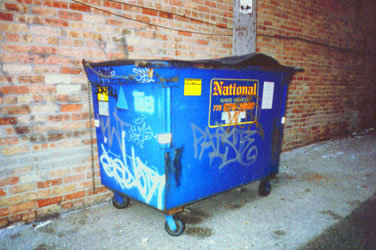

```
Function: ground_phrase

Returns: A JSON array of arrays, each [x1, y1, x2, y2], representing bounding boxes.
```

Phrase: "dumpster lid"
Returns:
[[84, 53, 299, 72]]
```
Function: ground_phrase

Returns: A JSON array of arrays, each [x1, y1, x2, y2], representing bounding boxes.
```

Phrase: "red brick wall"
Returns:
[[0, 0, 233, 227], [256, 0, 376, 150]]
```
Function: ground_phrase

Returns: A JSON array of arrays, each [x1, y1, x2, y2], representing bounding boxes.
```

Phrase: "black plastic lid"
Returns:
[[84, 53, 299, 72]]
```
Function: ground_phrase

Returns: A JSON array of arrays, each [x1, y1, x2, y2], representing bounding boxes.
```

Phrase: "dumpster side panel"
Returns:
[[165, 67, 288, 209], [85, 65, 169, 210]]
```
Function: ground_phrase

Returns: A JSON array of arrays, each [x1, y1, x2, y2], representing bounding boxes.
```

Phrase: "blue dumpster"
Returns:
[[83, 53, 296, 236]]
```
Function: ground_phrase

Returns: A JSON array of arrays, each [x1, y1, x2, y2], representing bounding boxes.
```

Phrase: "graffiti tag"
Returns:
[[133, 67, 154, 83], [128, 116, 157, 148], [191, 123, 258, 169], [100, 131, 165, 209]]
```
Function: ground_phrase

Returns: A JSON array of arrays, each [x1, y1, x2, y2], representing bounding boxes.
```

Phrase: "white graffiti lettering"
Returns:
[[98, 110, 130, 149], [128, 116, 157, 148], [100, 132, 165, 209], [191, 123, 258, 169], [133, 67, 154, 83]]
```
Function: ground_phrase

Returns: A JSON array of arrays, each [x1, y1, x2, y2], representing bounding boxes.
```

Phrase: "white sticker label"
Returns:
[[98, 101, 109, 116], [133, 91, 154, 114], [157, 133, 172, 144], [94, 119, 100, 127], [261, 81, 274, 109]]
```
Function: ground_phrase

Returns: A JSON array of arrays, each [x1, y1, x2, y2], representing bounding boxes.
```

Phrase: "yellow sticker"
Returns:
[[97, 86, 109, 102], [184, 79, 202, 96]]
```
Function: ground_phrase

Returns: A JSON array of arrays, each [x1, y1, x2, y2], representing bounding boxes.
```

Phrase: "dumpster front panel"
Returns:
[[165, 67, 289, 209], [86, 65, 170, 210]]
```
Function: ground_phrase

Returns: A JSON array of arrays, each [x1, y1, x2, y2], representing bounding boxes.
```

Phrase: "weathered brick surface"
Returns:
[[257, 0, 376, 150]]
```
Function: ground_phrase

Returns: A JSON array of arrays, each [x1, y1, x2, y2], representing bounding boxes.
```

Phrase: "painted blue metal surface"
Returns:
[[83, 54, 295, 212]]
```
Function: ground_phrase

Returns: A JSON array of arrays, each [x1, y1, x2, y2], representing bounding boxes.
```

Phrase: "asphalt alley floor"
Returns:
[[1, 130, 376, 250]]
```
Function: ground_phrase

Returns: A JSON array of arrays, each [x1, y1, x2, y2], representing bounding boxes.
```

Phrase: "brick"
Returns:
[[44, 17, 68, 27], [64, 190, 86, 201], [17, 0, 42, 4], [0, 117, 17, 125], [49, 168, 71, 178], [0, 137, 19, 146], [33, 65, 60, 74], [205, 0, 216, 7], [58, 10, 82, 20], [52, 184, 76, 195], [5, 3, 19, 12], [61, 104, 82, 112], [48, 114, 70, 122], [136, 15, 151, 24], [2, 64, 32, 74], [5, 96, 18, 104], [45, 56, 70, 65], [0, 12, 13, 21], [13, 126, 31, 135], [44, 0, 68, 9], [23, 189, 51, 202], [70, 3, 91, 12], [198, 39, 209, 45], [48, 132, 64, 141], [178, 31, 192, 36], [1, 105, 31, 115], [18, 75, 44, 84], [10, 201, 37, 214], [45, 74, 72, 84], [0, 189, 6, 196], [61, 202, 73, 209], [31, 104, 58, 114], [29, 85, 56, 94], [57, 95, 69, 103], [10, 183, 36, 194], [31, 6, 57, 16], [2, 146, 29, 155], [72, 113, 89, 121], [142, 8, 159, 16], [37, 196, 63, 207], [63, 173, 85, 184], [0, 86, 29, 94], [37, 179, 62, 189], [103, 0, 122, 9], [0, 218, 9, 228], [19, 174, 41, 184], [107, 19, 123, 26], [17, 14, 43, 25], [0, 23, 28, 33], [170, 0, 183, 7], [30, 26, 58, 36], [30, 46, 57, 55], [0, 76, 14, 84], [60, 67, 82, 74], [20, 211, 36, 222], [158, 10, 173, 19], [0, 208, 8, 217], [0, 195, 22, 206]]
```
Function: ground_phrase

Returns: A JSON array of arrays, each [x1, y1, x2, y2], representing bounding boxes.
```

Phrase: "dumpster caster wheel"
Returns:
[[165, 217, 185, 236], [112, 194, 130, 209], [258, 179, 271, 197]]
